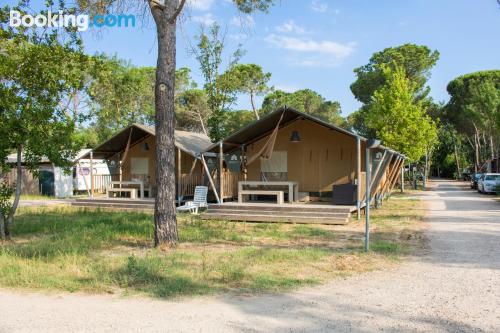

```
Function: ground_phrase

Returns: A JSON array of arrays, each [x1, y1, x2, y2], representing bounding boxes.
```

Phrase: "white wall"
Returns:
[[54, 167, 73, 198]]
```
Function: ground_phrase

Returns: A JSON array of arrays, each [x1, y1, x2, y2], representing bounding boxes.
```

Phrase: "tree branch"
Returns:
[[168, 0, 187, 23], [149, 0, 166, 10]]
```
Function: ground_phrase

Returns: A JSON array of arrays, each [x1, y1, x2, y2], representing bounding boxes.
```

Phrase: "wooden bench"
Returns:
[[107, 188, 138, 199], [238, 190, 284, 204]]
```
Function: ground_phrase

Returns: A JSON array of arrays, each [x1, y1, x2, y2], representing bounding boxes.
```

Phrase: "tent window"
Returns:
[[260, 151, 287, 181], [131, 157, 149, 176]]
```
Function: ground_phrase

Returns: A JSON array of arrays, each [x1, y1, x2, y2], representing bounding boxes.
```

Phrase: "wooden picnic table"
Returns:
[[238, 181, 299, 203], [108, 181, 147, 199]]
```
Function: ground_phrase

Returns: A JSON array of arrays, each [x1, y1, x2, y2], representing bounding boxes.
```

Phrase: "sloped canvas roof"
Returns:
[[84, 124, 212, 159], [206, 107, 404, 158]]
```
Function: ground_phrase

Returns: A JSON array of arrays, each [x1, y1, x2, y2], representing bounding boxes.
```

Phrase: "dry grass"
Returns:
[[0, 193, 425, 298]]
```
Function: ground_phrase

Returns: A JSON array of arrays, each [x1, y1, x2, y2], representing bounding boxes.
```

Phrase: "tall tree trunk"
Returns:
[[197, 111, 208, 136], [250, 91, 259, 120], [473, 124, 480, 172], [489, 135, 495, 161], [150, 1, 181, 247], [4, 146, 23, 240], [453, 142, 460, 180]]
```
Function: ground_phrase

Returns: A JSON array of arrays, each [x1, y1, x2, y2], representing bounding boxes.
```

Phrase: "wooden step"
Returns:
[[74, 198, 154, 205], [201, 212, 348, 225], [208, 204, 354, 214], [206, 208, 349, 218], [71, 202, 154, 210]]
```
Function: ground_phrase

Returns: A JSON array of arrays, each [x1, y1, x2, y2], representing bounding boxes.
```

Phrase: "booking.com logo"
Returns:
[[9, 10, 136, 32]]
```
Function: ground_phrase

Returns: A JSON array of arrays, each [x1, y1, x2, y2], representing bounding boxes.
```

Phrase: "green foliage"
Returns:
[[72, 127, 100, 149], [225, 110, 255, 133], [430, 125, 469, 178], [88, 55, 155, 141], [364, 65, 438, 161], [443, 70, 500, 171], [445, 70, 500, 133], [0, 1, 89, 238], [221, 64, 272, 119], [0, 180, 14, 219], [194, 23, 243, 141], [350, 44, 439, 104], [261, 89, 344, 125], [233, 0, 274, 13], [176, 89, 210, 134]]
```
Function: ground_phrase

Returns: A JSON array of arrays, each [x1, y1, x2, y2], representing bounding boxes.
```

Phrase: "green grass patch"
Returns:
[[0, 198, 425, 298]]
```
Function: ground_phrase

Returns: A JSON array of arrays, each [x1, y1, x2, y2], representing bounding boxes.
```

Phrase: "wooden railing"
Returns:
[[92, 174, 120, 193], [179, 173, 203, 197], [222, 171, 240, 199]]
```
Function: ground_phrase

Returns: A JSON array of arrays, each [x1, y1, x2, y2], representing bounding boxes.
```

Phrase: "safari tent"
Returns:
[[200, 107, 406, 223], [79, 124, 212, 200]]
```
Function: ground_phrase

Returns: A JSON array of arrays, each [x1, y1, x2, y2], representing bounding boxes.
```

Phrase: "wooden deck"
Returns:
[[72, 197, 155, 211], [72, 198, 357, 225], [201, 202, 356, 225]]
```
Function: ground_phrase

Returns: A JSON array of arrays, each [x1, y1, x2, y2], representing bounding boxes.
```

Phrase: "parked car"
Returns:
[[477, 173, 500, 193], [470, 173, 483, 189]]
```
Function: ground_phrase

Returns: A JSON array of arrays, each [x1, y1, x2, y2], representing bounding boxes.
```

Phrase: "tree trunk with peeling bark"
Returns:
[[1, 146, 23, 240], [149, 0, 185, 247], [250, 91, 259, 120]]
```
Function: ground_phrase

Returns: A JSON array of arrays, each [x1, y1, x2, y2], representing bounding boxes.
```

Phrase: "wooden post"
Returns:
[[79, 161, 91, 197], [379, 156, 398, 198], [382, 157, 400, 195], [119, 152, 123, 183], [176, 147, 181, 206], [241, 144, 248, 181], [401, 164, 405, 193], [219, 141, 224, 202], [201, 154, 220, 203], [356, 137, 361, 220], [90, 150, 94, 198], [370, 151, 392, 204], [384, 157, 404, 197]]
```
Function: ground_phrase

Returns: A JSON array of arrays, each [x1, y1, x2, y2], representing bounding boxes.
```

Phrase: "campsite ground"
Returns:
[[1, 180, 499, 332], [0, 193, 423, 297]]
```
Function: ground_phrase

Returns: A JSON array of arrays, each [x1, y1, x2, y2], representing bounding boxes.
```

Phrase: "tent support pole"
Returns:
[[219, 141, 224, 202], [401, 164, 405, 193], [356, 136, 361, 220], [90, 150, 94, 198], [201, 154, 221, 204], [177, 148, 181, 207]]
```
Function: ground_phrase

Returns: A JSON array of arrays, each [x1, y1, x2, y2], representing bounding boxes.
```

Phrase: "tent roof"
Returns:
[[206, 107, 405, 158], [85, 124, 212, 159], [6, 149, 93, 165]]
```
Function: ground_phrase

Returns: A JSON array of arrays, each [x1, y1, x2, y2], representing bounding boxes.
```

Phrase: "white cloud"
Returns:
[[310, 0, 328, 13], [265, 34, 355, 67], [275, 20, 306, 34], [192, 13, 216, 25], [229, 33, 248, 41], [188, 0, 214, 11], [230, 15, 255, 28], [274, 84, 299, 93]]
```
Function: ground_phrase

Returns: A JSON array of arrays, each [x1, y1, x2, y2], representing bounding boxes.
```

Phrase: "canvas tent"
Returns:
[[80, 124, 213, 199], [204, 107, 406, 211]]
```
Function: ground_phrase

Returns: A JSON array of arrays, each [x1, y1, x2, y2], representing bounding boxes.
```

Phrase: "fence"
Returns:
[[222, 171, 240, 199], [91, 174, 120, 194], [178, 173, 203, 197]]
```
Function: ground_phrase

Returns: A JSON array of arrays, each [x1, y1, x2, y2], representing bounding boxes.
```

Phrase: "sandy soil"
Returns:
[[1, 180, 499, 332]]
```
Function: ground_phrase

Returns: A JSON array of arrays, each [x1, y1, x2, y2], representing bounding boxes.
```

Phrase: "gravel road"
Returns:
[[1, 180, 499, 332]]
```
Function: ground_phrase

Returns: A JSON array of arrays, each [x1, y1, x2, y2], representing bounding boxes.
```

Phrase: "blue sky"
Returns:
[[11, 0, 500, 116]]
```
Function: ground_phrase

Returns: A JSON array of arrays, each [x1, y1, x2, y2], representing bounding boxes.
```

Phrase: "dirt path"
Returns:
[[1, 180, 499, 332]]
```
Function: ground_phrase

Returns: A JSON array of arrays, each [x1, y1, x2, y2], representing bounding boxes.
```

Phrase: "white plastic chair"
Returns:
[[176, 186, 208, 214]]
